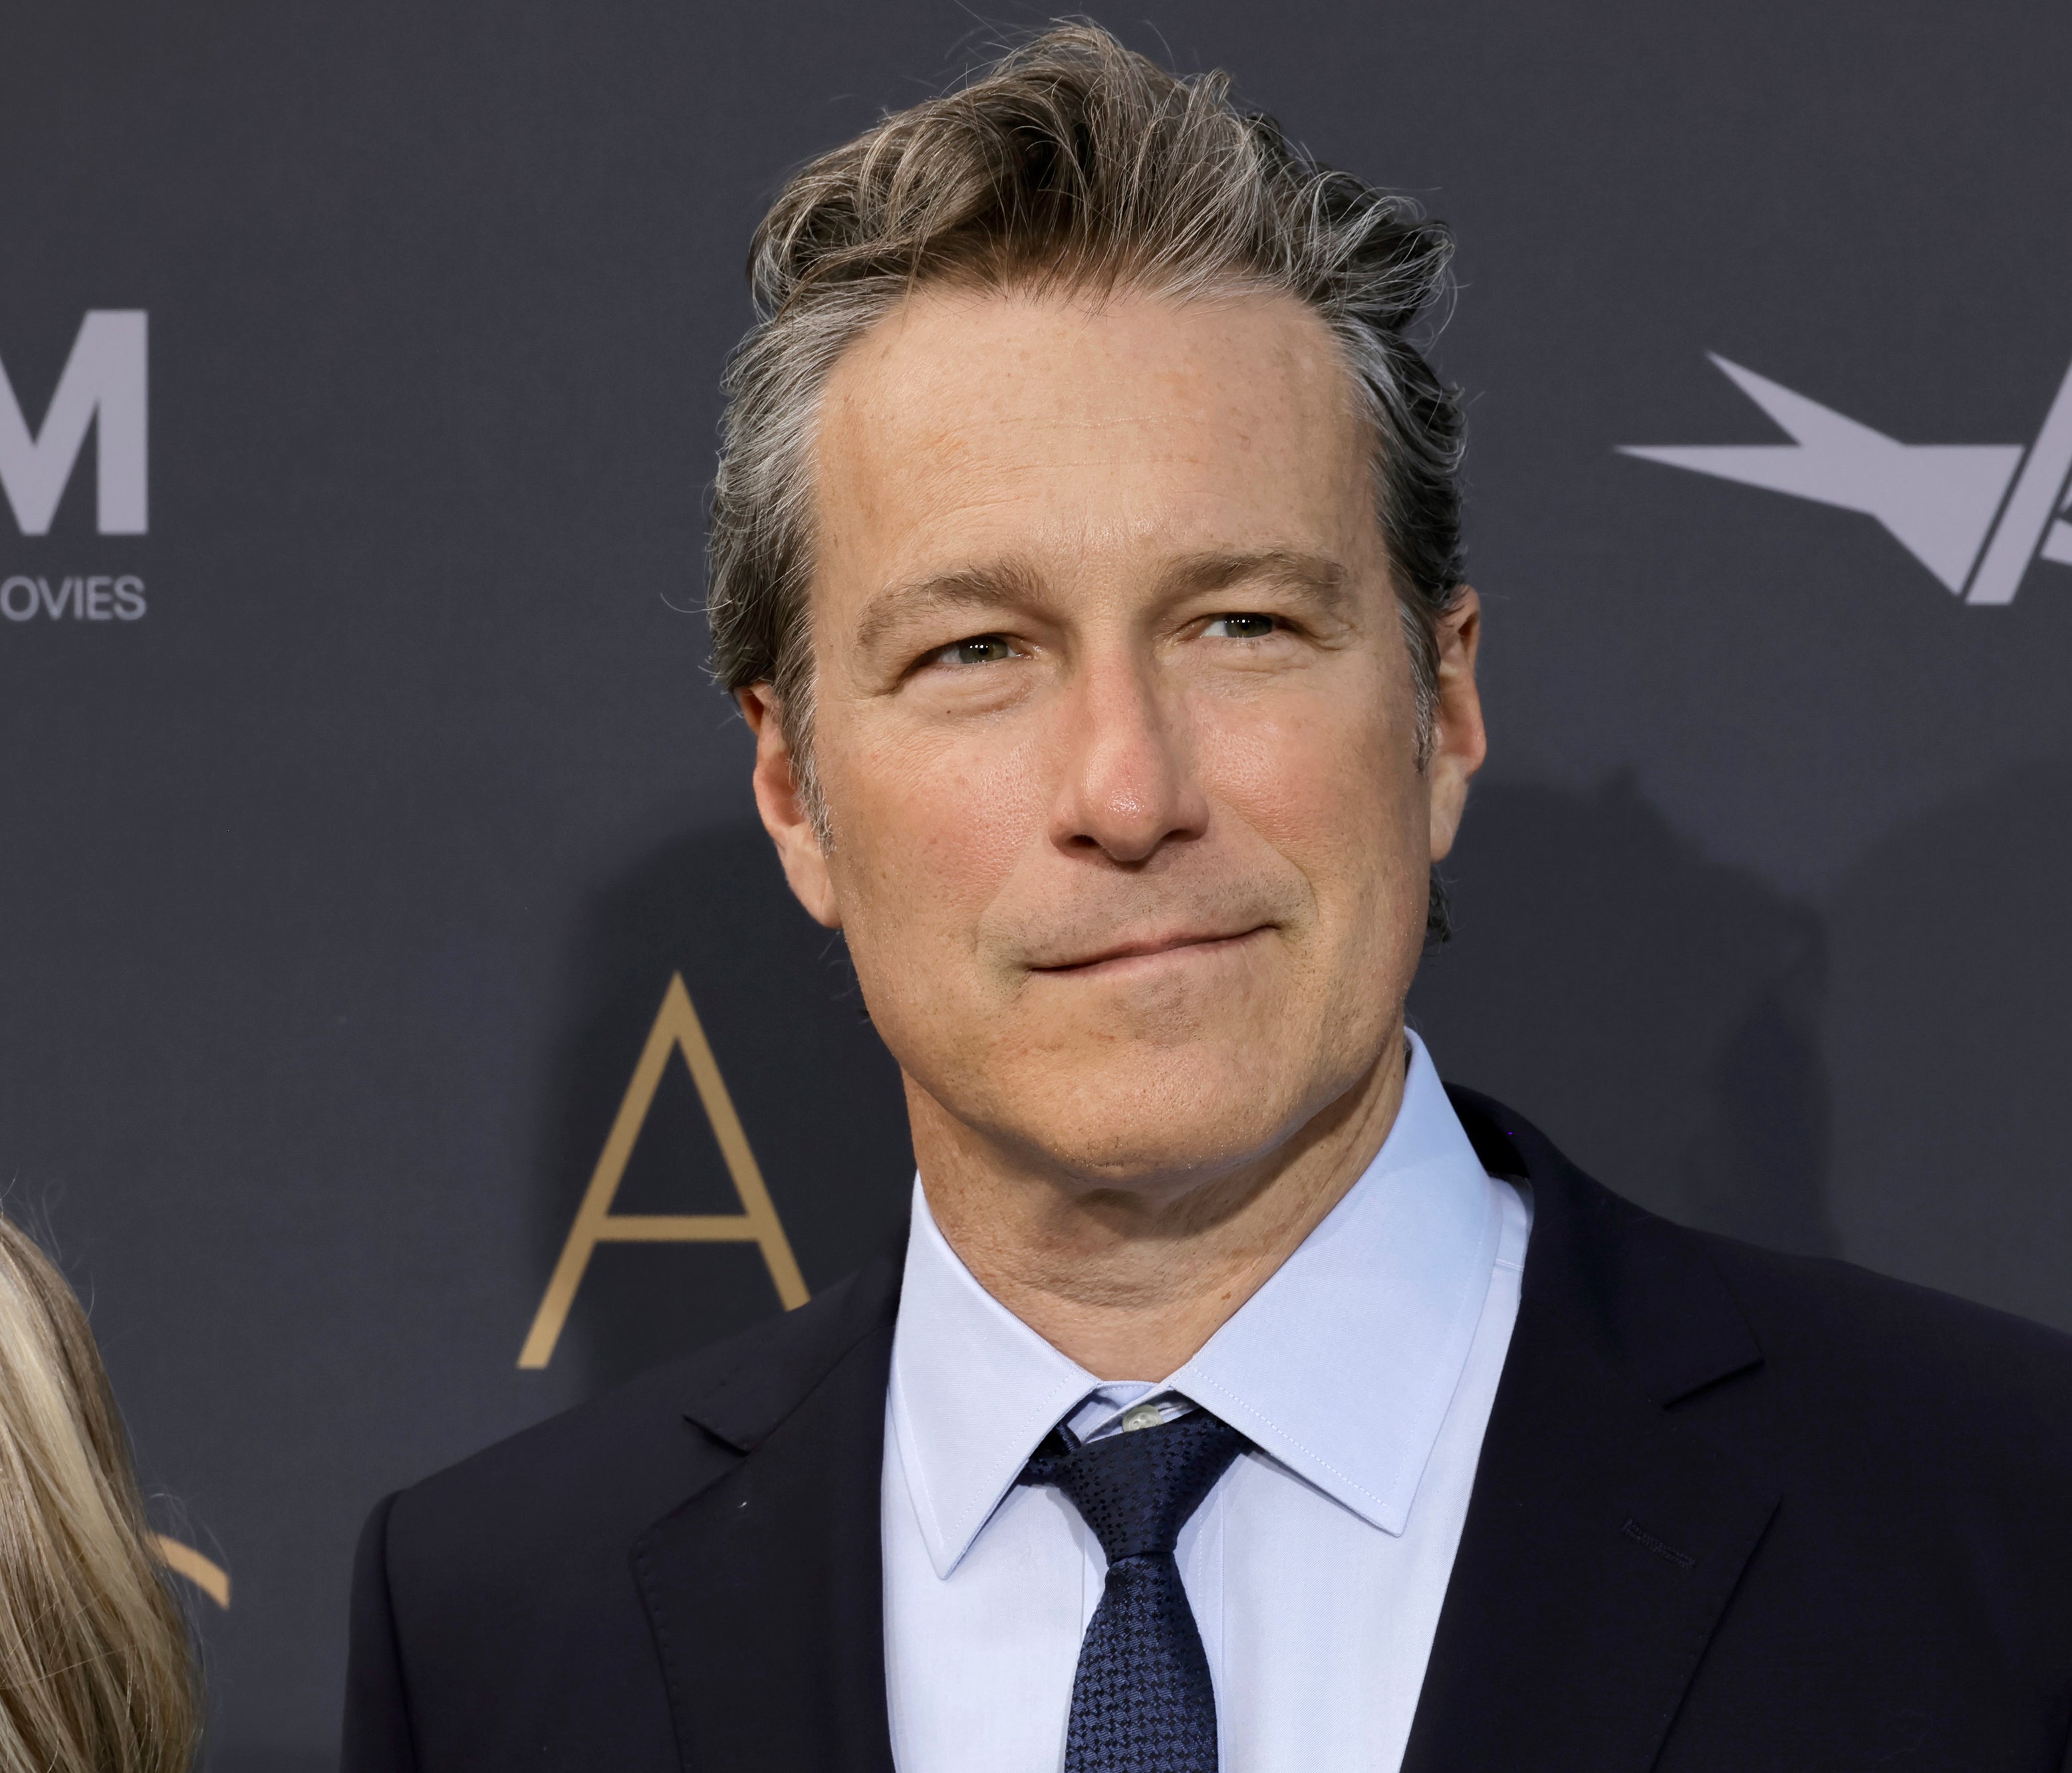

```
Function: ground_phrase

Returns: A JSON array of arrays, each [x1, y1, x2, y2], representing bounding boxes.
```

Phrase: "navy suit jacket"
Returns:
[[344, 1089, 2072, 1770]]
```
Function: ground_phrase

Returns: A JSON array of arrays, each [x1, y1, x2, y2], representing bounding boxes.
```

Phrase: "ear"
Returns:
[[1426, 587, 1487, 863], [737, 686, 842, 929]]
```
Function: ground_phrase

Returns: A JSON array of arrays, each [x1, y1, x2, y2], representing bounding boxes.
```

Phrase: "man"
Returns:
[[344, 27, 2072, 1772]]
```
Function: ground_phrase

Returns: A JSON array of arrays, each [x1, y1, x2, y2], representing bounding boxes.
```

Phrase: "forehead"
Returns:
[[810, 285, 1378, 592]]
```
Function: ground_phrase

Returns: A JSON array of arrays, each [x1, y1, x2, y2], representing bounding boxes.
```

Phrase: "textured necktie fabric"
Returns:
[[1021, 1409, 1250, 1772]]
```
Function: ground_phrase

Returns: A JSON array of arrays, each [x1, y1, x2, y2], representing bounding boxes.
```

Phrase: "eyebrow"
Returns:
[[852, 561, 1052, 659], [1156, 548, 1353, 609]]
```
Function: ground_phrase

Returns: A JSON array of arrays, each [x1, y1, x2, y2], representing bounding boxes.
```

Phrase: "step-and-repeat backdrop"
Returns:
[[3, 2, 2067, 1762]]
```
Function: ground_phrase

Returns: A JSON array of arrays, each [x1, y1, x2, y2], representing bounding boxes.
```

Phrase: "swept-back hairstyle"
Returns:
[[707, 23, 1466, 771], [0, 1211, 198, 1773]]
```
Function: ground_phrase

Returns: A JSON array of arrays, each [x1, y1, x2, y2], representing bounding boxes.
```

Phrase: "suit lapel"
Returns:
[[633, 1252, 902, 1773], [1400, 1297, 1777, 1772], [1402, 1092, 1781, 1773], [625, 1092, 1780, 1773]]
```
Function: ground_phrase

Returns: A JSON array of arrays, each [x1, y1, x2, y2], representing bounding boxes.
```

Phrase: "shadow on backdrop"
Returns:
[[1410, 775, 1837, 1256], [531, 817, 912, 1397], [1824, 757, 2072, 1332]]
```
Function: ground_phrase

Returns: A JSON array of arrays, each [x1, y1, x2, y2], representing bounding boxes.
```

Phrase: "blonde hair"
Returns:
[[0, 1211, 198, 1773]]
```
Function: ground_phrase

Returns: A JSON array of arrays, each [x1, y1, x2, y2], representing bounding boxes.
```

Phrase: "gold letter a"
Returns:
[[518, 973, 809, 1369]]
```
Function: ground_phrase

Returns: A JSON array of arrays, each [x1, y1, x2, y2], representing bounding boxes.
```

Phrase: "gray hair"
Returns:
[[706, 25, 1467, 937]]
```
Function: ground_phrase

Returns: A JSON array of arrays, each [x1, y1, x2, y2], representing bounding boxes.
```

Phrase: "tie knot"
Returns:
[[1023, 1409, 1249, 1563]]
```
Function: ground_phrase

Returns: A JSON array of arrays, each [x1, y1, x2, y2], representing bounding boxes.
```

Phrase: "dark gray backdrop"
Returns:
[[2, 2, 2067, 1763]]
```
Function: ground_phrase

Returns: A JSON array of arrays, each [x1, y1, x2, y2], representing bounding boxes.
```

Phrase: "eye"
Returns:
[[930, 634, 1015, 667], [1203, 613, 1279, 640]]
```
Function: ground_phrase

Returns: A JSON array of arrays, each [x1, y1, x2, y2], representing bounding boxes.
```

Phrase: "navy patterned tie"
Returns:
[[1021, 1409, 1249, 1772]]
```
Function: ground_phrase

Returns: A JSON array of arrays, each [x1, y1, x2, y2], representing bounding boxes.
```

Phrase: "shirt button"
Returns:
[[1121, 1404, 1164, 1433]]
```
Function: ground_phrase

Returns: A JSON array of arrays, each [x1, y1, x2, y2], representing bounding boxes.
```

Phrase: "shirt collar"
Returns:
[[888, 1030, 1503, 1576]]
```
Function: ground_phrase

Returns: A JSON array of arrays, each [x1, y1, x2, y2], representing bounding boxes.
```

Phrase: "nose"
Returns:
[[1047, 651, 1209, 865]]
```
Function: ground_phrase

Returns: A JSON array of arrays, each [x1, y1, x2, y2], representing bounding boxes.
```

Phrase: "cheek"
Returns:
[[819, 711, 1047, 963], [1200, 679, 1425, 908]]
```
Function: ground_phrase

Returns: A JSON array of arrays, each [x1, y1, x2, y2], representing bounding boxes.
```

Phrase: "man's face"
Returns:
[[747, 286, 1483, 1197]]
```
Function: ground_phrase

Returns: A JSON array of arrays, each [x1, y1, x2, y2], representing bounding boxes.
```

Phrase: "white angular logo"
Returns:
[[0, 312, 148, 536], [1622, 352, 2072, 604]]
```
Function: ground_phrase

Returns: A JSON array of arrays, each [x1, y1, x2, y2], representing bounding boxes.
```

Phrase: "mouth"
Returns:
[[1029, 924, 1275, 979]]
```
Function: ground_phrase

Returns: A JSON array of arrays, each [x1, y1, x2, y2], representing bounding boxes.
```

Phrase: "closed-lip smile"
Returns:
[[1031, 925, 1273, 976]]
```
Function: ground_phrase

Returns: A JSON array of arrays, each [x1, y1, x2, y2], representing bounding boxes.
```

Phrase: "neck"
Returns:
[[910, 1034, 1410, 1381]]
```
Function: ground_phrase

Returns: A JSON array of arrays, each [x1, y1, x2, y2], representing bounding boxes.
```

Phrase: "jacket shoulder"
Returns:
[[1694, 1229, 2072, 1447], [346, 1258, 902, 1768], [1449, 1081, 2072, 1471], [383, 1252, 900, 1584]]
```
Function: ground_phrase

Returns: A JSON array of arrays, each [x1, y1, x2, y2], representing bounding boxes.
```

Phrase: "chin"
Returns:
[[995, 1052, 1323, 1189]]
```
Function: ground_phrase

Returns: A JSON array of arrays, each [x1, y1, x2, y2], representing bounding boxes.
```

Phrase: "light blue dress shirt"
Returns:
[[882, 1031, 1532, 1772]]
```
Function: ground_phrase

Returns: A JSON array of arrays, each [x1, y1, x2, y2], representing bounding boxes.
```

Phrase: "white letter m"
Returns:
[[0, 312, 147, 536]]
